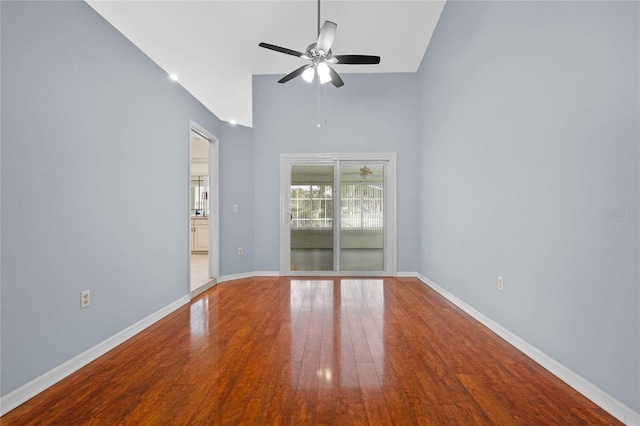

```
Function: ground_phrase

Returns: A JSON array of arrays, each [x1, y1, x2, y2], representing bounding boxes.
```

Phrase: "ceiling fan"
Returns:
[[258, 0, 381, 87], [342, 165, 381, 181], [357, 165, 373, 176]]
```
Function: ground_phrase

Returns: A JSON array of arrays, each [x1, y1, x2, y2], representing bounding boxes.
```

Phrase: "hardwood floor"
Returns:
[[2, 277, 621, 425]]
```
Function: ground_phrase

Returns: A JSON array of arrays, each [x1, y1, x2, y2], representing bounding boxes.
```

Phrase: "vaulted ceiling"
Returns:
[[86, 1, 446, 127]]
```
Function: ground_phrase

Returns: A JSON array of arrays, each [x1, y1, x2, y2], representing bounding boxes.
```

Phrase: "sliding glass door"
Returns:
[[282, 154, 396, 276], [340, 163, 385, 271], [290, 164, 334, 271]]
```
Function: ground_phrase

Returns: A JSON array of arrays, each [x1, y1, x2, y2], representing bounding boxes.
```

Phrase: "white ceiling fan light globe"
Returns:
[[319, 72, 332, 85], [317, 62, 331, 84], [302, 66, 315, 83]]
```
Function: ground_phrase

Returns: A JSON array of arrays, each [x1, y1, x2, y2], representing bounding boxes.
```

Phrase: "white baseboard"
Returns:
[[218, 271, 281, 283], [0, 295, 190, 416], [220, 272, 418, 281], [219, 271, 420, 283], [416, 273, 640, 426], [218, 272, 258, 282], [253, 270, 281, 277]]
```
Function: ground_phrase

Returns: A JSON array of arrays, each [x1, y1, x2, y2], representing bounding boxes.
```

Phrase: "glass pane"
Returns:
[[340, 164, 384, 271], [191, 176, 209, 217], [290, 165, 334, 271]]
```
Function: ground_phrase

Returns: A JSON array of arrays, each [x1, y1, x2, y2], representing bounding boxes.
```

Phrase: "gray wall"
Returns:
[[219, 123, 254, 276], [252, 73, 419, 273], [417, 0, 639, 411], [1, 1, 221, 396]]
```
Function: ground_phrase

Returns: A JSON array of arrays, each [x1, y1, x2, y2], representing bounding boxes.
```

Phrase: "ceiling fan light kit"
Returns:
[[258, 0, 380, 88]]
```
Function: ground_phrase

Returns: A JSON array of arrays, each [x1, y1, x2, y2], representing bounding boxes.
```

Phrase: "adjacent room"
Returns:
[[1, 0, 638, 424]]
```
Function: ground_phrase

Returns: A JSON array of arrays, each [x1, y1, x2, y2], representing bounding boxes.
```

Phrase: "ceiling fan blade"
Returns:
[[259, 42, 303, 58], [327, 65, 344, 88], [278, 65, 311, 84], [334, 55, 381, 65], [316, 21, 337, 53]]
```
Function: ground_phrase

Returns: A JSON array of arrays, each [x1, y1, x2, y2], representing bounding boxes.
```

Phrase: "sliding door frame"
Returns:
[[280, 152, 397, 276]]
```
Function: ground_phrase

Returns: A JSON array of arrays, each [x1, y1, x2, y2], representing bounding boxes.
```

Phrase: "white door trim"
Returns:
[[280, 152, 397, 276]]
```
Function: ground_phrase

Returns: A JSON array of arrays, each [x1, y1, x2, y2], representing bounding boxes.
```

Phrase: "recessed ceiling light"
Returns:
[[229, 119, 237, 126], [169, 73, 179, 81]]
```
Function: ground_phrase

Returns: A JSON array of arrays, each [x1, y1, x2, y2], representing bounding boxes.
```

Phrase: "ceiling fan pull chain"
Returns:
[[324, 81, 328, 125], [317, 78, 321, 128]]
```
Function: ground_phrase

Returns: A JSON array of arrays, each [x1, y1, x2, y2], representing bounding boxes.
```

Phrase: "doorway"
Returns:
[[281, 153, 397, 276], [189, 123, 219, 296]]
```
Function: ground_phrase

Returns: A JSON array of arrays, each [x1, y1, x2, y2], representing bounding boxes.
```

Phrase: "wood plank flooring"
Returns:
[[1, 277, 621, 425]]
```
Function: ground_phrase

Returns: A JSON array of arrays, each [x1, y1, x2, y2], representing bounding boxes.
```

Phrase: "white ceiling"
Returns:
[[86, 1, 446, 128]]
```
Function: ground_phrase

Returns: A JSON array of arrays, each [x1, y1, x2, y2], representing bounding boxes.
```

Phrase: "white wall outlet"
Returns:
[[237, 247, 243, 256], [424, 250, 428, 259], [232, 204, 239, 213], [497, 276, 504, 291], [80, 290, 90, 308]]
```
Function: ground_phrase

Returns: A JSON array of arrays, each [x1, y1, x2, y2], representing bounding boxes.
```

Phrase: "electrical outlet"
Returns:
[[81, 290, 90, 308], [424, 250, 428, 259], [497, 276, 504, 291], [232, 204, 239, 213], [237, 247, 243, 256]]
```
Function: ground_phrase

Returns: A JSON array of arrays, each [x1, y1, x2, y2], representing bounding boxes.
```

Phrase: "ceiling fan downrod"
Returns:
[[317, 0, 321, 38]]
